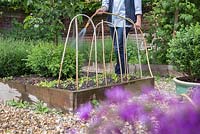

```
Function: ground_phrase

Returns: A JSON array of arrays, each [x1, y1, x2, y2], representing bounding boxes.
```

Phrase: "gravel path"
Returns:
[[0, 77, 176, 134], [155, 77, 176, 94], [0, 104, 88, 134]]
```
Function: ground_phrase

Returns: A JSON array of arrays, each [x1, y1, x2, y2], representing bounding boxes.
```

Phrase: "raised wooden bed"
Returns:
[[1, 77, 154, 112]]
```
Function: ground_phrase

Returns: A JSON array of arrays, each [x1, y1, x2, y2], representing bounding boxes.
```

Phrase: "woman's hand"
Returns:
[[96, 7, 107, 15], [135, 14, 142, 29]]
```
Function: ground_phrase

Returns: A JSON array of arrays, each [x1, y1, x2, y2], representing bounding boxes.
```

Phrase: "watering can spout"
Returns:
[[79, 28, 87, 37], [78, 12, 98, 37]]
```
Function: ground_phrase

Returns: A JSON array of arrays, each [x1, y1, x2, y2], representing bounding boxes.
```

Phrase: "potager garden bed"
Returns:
[[0, 74, 154, 111], [0, 14, 155, 112]]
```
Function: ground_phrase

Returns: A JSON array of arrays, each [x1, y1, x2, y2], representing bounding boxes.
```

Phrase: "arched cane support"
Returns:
[[58, 14, 97, 90], [58, 12, 153, 91]]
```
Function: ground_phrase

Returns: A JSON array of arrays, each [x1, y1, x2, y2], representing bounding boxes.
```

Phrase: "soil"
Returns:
[[178, 77, 200, 83], [11, 73, 137, 91], [13, 75, 54, 85]]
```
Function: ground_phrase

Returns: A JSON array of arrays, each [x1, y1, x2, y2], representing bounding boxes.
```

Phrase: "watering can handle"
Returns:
[[85, 12, 98, 28], [85, 12, 135, 28]]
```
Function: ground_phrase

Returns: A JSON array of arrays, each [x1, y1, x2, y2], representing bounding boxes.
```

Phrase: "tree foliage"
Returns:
[[167, 23, 200, 80], [145, 0, 198, 64], [0, 0, 84, 44]]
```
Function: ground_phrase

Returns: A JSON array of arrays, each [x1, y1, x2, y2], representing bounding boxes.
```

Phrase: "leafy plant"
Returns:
[[7, 99, 29, 109], [145, 0, 198, 64], [2, 19, 49, 41], [23, 0, 84, 45], [91, 99, 99, 107], [35, 73, 136, 90], [126, 40, 138, 64], [79, 39, 115, 64], [126, 39, 150, 64], [79, 38, 149, 64], [0, 0, 84, 44], [167, 23, 200, 81], [2, 76, 13, 82], [82, 1, 101, 14], [0, 37, 33, 77], [111, 73, 119, 83], [37, 80, 58, 88], [26, 43, 84, 78], [6, 99, 62, 114], [32, 101, 50, 114]]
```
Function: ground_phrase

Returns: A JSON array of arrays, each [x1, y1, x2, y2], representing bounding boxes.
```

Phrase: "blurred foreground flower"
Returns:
[[76, 102, 92, 120], [189, 86, 200, 106], [105, 86, 131, 104], [76, 86, 200, 134], [119, 103, 145, 123], [157, 104, 200, 134]]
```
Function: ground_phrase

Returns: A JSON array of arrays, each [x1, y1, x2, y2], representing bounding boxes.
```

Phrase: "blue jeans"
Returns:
[[110, 27, 130, 74]]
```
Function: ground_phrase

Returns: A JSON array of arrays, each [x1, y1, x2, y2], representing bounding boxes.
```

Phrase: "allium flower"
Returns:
[[141, 86, 154, 94], [157, 104, 200, 134], [189, 86, 200, 106], [119, 103, 145, 123], [140, 89, 180, 108], [105, 86, 131, 103], [76, 102, 92, 120], [76, 86, 200, 134]]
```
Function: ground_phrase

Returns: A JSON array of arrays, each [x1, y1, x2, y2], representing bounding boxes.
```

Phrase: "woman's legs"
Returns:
[[110, 27, 130, 74]]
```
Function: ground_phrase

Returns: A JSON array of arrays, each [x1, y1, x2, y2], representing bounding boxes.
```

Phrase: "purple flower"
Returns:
[[189, 86, 200, 106], [76, 102, 92, 120], [141, 90, 180, 107], [157, 104, 200, 134], [105, 86, 131, 103], [141, 85, 154, 94], [119, 103, 145, 123], [65, 128, 76, 134]]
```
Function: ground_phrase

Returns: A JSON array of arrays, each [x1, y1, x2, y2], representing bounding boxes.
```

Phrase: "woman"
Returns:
[[96, 0, 142, 74]]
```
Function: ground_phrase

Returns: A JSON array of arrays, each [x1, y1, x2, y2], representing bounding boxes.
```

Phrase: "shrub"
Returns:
[[26, 43, 84, 78], [167, 23, 200, 80], [126, 39, 148, 64], [79, 39, 115, 64], [145, 0, 198, 64], [82, 1, 101, 14], [2, 19, 53, 42], [0, 37, 33, 77], [79, 38, 147, 64], [73, 86, 200, 134], [1, 19, 58, 43]]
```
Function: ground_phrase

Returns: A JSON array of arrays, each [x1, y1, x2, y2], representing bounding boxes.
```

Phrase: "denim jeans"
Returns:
[[110, 27, 130, 74]]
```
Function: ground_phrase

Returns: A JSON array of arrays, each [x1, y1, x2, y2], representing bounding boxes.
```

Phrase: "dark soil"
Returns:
[[11, 73, 137, 91], [13, 75, 53, 85], [178, 77, 200, 83]]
